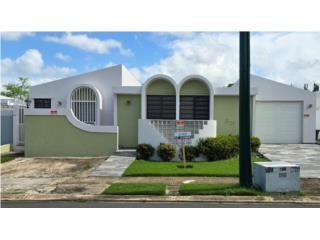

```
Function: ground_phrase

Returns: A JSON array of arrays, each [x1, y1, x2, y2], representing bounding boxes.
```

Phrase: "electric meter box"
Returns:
[[253, 162, 300, 192]]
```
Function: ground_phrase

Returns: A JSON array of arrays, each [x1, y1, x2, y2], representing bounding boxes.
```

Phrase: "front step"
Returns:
[[114, 149, 136, 157]]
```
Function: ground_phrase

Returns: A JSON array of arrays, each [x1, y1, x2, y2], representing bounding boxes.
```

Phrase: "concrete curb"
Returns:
[[2, 193, 320, 205]]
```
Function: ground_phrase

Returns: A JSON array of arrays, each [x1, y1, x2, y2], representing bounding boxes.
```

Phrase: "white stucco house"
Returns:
[[24, 65, 317, 157]]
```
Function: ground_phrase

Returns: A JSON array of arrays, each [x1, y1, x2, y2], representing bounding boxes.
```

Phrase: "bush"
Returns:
[[251, 136, 261, 152], [136, 144, 155, 160], [157, 144, 176, 161], [197, 135, 261, 161], [179, 145, 199, 162], [197, 135, 239, 161]]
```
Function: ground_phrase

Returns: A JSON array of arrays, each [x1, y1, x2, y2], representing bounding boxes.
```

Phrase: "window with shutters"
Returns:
[[147, 95, 176, 119]]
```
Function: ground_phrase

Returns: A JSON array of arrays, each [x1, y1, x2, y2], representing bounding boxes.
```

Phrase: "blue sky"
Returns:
[[1, 32, 320, 89], [1, 32, 172, 80]]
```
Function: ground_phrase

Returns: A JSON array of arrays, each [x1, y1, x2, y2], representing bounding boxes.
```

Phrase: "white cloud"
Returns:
[[105, 61, 116, 68], [55, 52, 70, 61], [135, 33, 239, 86], [44, 32, 134, 56], [1, 49, 76, 86], [133, 32, 320, 88], [1, 32, 34, 41], [251, 32, 320, 88]]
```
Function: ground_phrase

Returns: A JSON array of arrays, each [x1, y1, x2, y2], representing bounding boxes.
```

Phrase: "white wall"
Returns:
[[29, 65, 141, 126], [231, 75, 316, 143]]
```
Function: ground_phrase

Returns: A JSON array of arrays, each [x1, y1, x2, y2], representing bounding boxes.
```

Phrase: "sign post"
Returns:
[[174, 129, 191, 168]]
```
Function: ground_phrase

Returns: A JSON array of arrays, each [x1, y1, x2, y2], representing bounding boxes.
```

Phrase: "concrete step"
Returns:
[[114, 149, 136, 157]]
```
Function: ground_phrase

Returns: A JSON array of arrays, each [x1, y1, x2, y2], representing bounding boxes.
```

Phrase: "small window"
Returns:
[[34, 98, 51, 108]]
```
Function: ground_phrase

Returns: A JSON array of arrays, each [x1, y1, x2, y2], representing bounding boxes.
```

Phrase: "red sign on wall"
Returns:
[[50, 110, 58, 115], [304, 113, 310, 118], [176, 120, 185, 128]]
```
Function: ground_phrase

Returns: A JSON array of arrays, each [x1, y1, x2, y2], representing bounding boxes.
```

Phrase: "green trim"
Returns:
[[180, 80, 209, 95], [147, 80, 175, 95], [214, 96, 253, 135], [25, 115, 117, 157], [117, 94, 141, 148]]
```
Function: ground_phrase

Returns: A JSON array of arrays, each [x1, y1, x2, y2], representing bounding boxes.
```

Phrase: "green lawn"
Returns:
[[123, 154, 267, 177], [0, 155, 16, 164], [102, 183, 167, 195], [179, 183, 261, 196]]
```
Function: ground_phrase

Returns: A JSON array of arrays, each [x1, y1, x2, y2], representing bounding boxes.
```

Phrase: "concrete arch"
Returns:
[[178, 75, 214, 120], [141, 74, 178, 119]]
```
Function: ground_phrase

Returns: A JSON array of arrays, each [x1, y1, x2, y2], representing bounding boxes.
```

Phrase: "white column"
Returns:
[[176, 93, 180, 120], [141, 89, 146, 119], [210, 92, 214, 120], [113, 94, 118, 126]]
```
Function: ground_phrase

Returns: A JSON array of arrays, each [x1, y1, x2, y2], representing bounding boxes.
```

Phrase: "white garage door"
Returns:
[[255, 102, 302, 143]]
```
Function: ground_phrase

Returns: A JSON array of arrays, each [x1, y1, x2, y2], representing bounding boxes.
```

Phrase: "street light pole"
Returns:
[[239, 32, 252, 187]]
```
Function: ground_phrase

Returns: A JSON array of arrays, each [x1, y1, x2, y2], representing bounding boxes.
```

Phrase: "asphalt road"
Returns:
[[2, 201, 319, 208]]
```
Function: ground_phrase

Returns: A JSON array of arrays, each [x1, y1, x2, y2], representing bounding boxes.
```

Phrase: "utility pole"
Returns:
[[239, 32, 252, 187]]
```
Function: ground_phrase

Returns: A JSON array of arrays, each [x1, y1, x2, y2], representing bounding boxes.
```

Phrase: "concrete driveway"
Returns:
[[259, 144, 320, 178]]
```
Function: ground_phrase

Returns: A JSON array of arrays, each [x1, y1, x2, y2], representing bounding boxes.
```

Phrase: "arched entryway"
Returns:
[[178, 75, 214, 120], [141, 75, 177, 120]]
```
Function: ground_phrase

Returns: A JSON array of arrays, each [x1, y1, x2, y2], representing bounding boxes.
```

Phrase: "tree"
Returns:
[[313, 83, 319, 92], [1, 77, 30, 100]]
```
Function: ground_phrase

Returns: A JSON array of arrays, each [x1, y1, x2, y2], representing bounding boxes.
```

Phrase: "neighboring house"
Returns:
[[25, 64, 317, 157], [1, 96, 23, 108], [1, 96, 25, 153]]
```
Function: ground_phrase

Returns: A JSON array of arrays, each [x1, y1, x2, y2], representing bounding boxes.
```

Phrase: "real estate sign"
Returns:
[[175, 131, 192, 145]]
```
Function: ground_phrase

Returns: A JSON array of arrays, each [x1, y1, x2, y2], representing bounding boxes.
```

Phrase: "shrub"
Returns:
[[157, 144, 176, 161], [197, 135, 239, 161], [197, 135, 261, 161], [179, 145, 199, 162], [251, 136, 261, 152], [136, 144, 155, 160]]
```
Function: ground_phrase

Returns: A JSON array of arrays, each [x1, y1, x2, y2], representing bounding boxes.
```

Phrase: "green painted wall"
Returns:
[[147, 80, 176, 95], [25, 115, 117, 157], [214, 96, 253, 135], [180, 80, 210, 95], [117, 94, 141, 148]]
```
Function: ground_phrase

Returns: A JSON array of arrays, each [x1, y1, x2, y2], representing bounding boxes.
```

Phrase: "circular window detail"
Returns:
[[71, 87, 97, 125]]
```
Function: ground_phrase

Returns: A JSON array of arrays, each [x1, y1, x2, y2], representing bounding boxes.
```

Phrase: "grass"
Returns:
[[102, 183, 167, 195], [0, 155, 16, 164], [179, 183, 262, 196], [123, 154, 268, 177]]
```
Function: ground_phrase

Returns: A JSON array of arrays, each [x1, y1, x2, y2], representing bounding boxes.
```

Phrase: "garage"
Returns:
[[255, 101, 303, 143]]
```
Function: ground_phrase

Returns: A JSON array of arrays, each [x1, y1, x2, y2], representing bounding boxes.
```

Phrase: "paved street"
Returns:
[[260, 144, 320, 178], [2, 201, 320, 208]]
